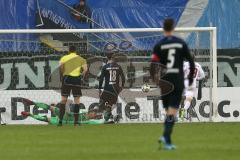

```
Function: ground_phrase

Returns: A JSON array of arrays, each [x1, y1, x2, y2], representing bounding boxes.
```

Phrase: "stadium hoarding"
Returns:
[[0, 87, 240, 124], [0, 49, 240, 90], [0, 49, 240, 124]]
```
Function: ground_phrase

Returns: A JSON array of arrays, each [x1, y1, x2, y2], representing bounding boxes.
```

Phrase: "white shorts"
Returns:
[[183, 88, 196, 97], [184, 79, 196, 98]]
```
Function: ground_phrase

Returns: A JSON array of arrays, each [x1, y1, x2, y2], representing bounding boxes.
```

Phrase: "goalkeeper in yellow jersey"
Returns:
[[20, 98, 105, 125]]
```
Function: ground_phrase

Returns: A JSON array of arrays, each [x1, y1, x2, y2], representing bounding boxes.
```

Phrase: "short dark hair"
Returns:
[[163, 18, 175, 32], [106, 52, 114, 60], [69, 46, 76, 52]]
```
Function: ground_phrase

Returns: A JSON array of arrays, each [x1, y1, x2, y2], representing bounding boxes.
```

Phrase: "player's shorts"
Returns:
[[161, 87, 183, 109], [160, 75, 184, 109], [61, 75, 82, 97], [183, 79, 196, 97], [99, 90, 119, 112], [183, 88, 196, 97]]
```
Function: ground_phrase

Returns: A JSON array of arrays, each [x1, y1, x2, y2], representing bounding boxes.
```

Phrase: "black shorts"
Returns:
[[161, 86, 183, 109], [61, 76, 82, 97], [99, 90, 118, 112], [160, 75, 184, 109]]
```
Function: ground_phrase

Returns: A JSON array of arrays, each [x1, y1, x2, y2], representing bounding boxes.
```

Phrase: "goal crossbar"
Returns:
[[0, 27, 216, 34]]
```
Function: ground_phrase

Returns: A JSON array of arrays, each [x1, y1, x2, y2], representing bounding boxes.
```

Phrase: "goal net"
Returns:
[[0, 28, 217, 124]]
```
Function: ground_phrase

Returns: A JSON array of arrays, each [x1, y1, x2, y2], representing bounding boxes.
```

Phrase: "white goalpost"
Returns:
[[0, 27, 217, 124], [0, 27, 217, 34]]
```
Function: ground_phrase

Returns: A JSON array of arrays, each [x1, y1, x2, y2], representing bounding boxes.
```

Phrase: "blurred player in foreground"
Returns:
[[179, 57, 205, 121], [98, 52, 125, 122], [150, 18, 195, 150], [20, 98, 105, 125]]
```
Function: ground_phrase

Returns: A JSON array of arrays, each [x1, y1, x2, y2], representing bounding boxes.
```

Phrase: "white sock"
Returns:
[[184, 100, 191, 110]]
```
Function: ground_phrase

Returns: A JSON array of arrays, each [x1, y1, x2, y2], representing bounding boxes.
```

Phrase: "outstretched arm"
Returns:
[[30, 114, 49, 122], [21, 98, 35, 106], [21, 97, 50, 110]]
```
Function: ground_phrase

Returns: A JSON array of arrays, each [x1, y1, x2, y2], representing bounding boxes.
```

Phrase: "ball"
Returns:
[[141, 84, 150, 93]]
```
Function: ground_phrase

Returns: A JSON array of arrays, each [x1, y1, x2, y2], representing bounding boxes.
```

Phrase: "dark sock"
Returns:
[[163, 115, 175, 144], [104, 111, 112, 121], [59, 103, 66, 123], [74, 104, 80, 124]]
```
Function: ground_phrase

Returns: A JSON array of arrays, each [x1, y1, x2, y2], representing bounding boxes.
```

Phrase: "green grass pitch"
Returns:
[[0, 123, 239, 160]]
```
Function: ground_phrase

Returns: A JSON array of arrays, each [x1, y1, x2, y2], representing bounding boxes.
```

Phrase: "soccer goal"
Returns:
[[0, 27, 217, 124]]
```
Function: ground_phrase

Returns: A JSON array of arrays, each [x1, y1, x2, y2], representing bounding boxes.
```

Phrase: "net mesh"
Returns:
[[0, 29, 214, 124]]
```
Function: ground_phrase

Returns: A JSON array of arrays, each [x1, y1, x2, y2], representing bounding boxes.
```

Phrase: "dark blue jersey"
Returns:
[[99, 61, 125, 93], [150, 35, 195, 87]]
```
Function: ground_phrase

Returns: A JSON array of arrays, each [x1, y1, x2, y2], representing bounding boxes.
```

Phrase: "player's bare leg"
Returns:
[[179, 96, 192, 120], [179, 96, 193, 121], [184, 97, 192, 111], [184, 97, 193, 120], [73, 96, 81, 126]]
